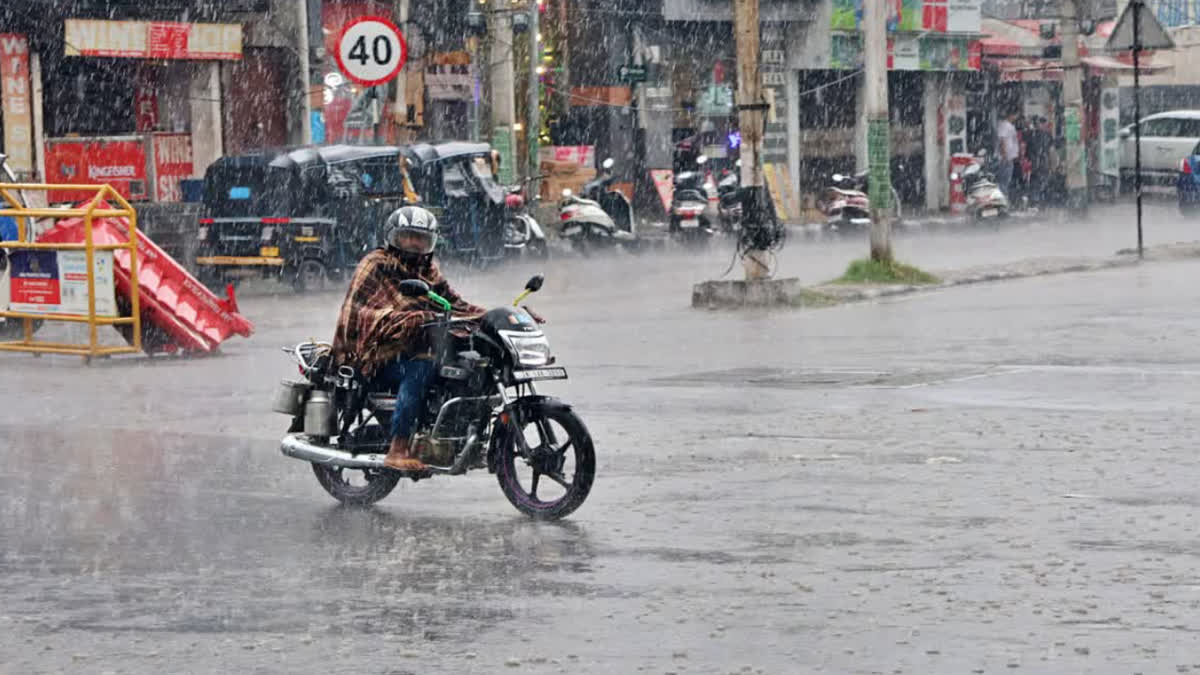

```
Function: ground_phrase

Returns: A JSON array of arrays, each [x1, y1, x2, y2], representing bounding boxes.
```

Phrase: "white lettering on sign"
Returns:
[[88, 165, 137, 179], [0, 33, 33, 173], [65, 19, 148, 57], [188, 23, 242, 58], [63, 19, 241, 60], [762, 71, 786, 87], [157, 175, 182, 202], [155, 135, 192, 166], [762, 50, 786, 64]]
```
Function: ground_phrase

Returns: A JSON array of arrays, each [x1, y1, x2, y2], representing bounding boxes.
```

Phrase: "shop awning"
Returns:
[[987, 53, 1172, 82], [979, 18, 1045, 57], [981, 17, 1134, 59]]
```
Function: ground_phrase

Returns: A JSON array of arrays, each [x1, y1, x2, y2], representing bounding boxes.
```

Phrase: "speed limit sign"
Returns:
[[335, 16, 408, 87]]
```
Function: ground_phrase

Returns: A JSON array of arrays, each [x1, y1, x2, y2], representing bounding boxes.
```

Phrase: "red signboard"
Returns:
[[152, 133, 193, 202], [135, 88, 159, 131], [44, 136, 150, 203], [149, 23, 190, 58]]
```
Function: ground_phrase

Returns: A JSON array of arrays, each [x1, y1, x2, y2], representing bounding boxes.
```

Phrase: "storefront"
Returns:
[[979, 17, 1171, 197], [29, 18, 247, 203], [821, 0, 985, 210]]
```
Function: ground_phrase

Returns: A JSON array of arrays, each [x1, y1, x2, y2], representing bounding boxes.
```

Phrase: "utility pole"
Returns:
[[297, 0, 313, 145], [1061, 0, 1088, 211], [491, 0, 517, 184], [394, 0, 410, 143], [528, 0, 541, 184], [733, 0, 771, 280], [863, 0, 892, 262]]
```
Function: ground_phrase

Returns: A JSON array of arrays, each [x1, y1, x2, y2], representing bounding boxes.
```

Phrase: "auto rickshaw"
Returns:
[[399, 141, 544, 265], [195, 144, 416, 292]]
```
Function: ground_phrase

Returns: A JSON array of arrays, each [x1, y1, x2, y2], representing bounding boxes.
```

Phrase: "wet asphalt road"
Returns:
[[3, 203, 1200, 674]]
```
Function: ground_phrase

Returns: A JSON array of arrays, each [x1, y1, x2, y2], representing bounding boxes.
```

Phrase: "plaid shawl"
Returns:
[[332, 249, 485, 376]]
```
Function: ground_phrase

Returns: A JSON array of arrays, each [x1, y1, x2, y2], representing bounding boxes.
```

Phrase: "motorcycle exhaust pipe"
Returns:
[[280, 433, 385, 469]]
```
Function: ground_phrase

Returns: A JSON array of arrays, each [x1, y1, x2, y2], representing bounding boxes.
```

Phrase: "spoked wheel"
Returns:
[[293, 259, 328, 293], [311, 463, 401, 507], [497, 403, 596, 520], [310, 423, 400, 507]]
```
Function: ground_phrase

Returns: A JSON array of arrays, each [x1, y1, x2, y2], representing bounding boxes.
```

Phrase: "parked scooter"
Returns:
[[503, 174, 549, 259], [580, 157, 637, 236], [716, 160, 743, 233], [955, 151, 1009, 220], [670, 155, 716, 243], [559, 158, 637, 255], [820, 171, 872, 229]]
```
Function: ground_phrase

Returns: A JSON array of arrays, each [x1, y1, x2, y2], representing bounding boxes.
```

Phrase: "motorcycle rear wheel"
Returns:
[[497, 403, 595, 520], [311, 463, 400, 507]]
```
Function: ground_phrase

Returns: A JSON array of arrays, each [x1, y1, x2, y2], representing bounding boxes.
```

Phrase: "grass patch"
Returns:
[[833, 258, 940, 285], [789, 288, 840, 308]]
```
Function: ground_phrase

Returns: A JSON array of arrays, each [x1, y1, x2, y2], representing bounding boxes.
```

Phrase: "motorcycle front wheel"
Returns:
[[497, 403, 596, 520]]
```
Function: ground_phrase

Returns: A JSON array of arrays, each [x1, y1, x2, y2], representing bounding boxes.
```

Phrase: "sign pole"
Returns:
[[1106, 0, 1172, 259], [1134, 0, 1144, 259]]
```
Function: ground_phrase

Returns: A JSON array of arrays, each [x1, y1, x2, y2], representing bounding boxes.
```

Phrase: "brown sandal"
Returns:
[[384, 437, 428, 472], [385, 456, 429, 472]]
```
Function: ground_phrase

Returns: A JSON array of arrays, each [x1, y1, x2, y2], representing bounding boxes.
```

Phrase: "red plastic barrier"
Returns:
[[36, 202, 254, 354]]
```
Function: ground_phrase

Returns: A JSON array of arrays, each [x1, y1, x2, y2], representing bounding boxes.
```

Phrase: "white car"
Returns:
[[1121, 110, 1200, 188]]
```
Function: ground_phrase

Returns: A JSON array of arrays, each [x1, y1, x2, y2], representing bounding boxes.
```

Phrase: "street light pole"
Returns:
[[528, 0, 541, 185], [863, 0, 892, 263], [491, 0, 517, 183]]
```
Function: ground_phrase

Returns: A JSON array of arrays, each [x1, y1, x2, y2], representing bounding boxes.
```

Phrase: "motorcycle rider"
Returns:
[[332, 206, 485, 472]]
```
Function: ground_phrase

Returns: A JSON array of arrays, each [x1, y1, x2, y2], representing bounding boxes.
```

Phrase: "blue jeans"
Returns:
[[995, 158, 1014, 197], [373, 358, 435, 440]]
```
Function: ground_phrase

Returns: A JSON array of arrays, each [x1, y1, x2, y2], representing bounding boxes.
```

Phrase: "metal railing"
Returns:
[[0, 184, 142, 361]]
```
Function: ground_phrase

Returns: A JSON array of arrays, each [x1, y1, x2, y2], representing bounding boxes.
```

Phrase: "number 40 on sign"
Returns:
[[335, 16, 408, 87]]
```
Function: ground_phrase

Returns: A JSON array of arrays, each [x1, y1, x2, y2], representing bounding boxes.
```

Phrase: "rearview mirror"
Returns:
[[602, 158, 615, 170], [1119, 128, 1132, 139], [696, 155, 709, 166], [561, 188, 573, 198], [525, 274, 545, 293], [832, 173, 844, 182], [399, 279, 430, 298]]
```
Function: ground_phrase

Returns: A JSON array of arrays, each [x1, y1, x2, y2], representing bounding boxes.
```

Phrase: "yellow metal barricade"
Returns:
[[0, 184, 142, 361]]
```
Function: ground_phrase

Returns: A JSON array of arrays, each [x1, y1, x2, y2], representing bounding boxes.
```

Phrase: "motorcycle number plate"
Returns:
[[981, 209, 999, 218], [562, 225, 582, 236], [511, 367, 568, 382], [681, 219, 699, 228]]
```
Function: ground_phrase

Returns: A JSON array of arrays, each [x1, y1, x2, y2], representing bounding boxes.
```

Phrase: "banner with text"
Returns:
[[0, 34, 34, 175]]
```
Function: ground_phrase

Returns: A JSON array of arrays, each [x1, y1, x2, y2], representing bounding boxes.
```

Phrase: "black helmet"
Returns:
[[383, 206, 439, 255]]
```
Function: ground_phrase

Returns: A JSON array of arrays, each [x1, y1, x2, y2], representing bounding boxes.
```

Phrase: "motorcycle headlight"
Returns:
[[501, 331, 551, 367]]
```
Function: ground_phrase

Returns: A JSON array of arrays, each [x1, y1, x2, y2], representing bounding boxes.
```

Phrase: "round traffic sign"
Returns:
[[335, 16, 408, 87]]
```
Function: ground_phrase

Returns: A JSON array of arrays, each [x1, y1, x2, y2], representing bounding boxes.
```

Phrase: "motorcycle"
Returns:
[[670, 155, 716, 243], [716, 160, 743, 234], [503, 174, 549, 259], [820, 171, 872, 229], [955, 151, 1010, 220], [559, 158, 637, 255], [276, 274, 596, 520]]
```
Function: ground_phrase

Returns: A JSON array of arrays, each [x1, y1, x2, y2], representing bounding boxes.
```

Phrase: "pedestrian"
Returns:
[[1026, 116, 1053, 206], [995, 110, 1020, 198], [331, 205, 486, 472]]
